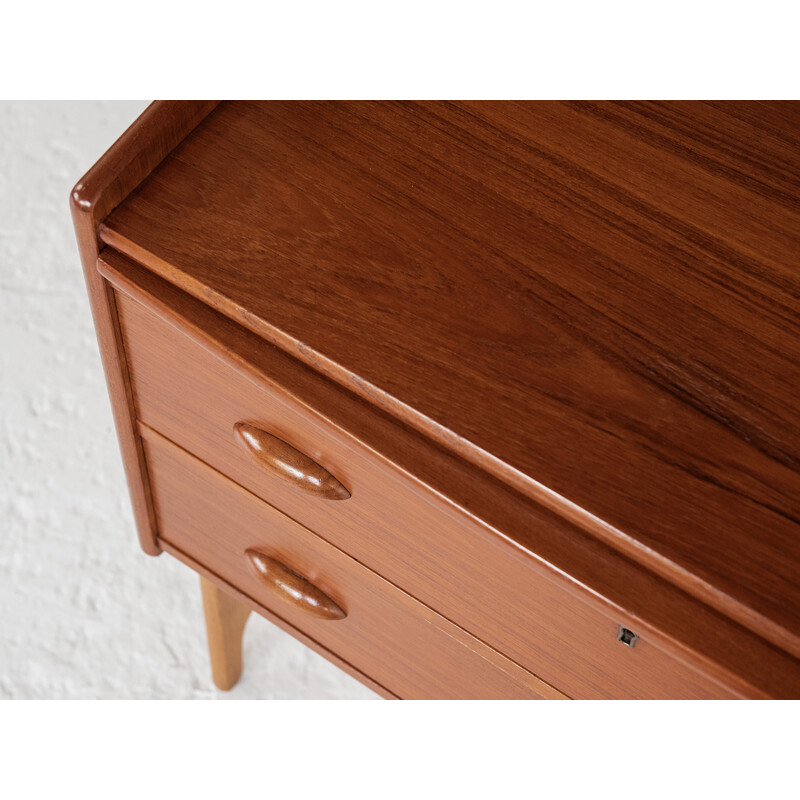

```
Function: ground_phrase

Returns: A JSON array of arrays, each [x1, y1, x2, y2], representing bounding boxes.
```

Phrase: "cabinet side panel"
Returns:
[[70, 101, 219, 554]]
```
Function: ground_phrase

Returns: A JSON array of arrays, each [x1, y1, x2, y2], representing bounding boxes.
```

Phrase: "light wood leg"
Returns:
[[200, 576, 252, 690]]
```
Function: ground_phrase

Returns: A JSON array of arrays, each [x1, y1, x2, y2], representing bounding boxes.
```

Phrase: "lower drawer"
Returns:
[[142, 428, 566, 700]]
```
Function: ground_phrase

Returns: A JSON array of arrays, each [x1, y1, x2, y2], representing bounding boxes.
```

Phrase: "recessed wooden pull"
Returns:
[[233, 422, 350, 500], [245, 550, 347, 620]]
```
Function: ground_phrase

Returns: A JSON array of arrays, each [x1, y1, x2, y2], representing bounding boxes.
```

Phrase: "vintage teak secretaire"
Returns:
[[71, 101, 800, 699]]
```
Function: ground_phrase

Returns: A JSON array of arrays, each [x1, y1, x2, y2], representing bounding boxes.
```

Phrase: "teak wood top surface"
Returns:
[[99, 101, 800, 657]]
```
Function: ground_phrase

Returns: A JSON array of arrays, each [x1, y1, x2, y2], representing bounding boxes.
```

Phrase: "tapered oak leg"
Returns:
[[200, 576, 252, 690]]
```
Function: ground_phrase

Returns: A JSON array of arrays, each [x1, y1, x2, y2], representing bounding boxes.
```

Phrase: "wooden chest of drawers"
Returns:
[[71, 101, 800, 699]]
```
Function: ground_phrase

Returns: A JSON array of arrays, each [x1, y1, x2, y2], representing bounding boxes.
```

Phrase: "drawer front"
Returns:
[[116, 289, 744, 699], [143, 430, 564, 700]]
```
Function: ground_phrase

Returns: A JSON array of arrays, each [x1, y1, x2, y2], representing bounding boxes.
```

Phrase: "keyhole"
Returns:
[[617, 626, 639, 648]]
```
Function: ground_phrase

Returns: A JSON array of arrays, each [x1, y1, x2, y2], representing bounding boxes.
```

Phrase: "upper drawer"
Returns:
[[106, 256, 779, 699]]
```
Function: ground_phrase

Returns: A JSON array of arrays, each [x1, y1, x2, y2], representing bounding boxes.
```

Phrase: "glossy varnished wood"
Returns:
[[100, 102, 800, 655], [234, 423, 351, 500], [74, 102, 800, 700], [103, 252, 800, 698], [143, 429, 567, 700], [246, 551, 348, 620], [199, 576, 251, 690], [70, 100, 218, 554]]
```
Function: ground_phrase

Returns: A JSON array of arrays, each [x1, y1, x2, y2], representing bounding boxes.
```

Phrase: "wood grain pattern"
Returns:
[[104, 254, 800, 698], [199, 575, 251, 690], [144, 430, 568, 700], [100, 101, 800, 655], [70, 100, 218, 554]]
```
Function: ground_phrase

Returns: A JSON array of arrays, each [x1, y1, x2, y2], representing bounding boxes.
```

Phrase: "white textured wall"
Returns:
[[0, 101, 377, 699]]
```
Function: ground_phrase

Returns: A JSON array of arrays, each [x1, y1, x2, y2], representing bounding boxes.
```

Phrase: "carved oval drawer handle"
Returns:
[[234, 422, 351, 500], [246, 549, 347, 620]]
